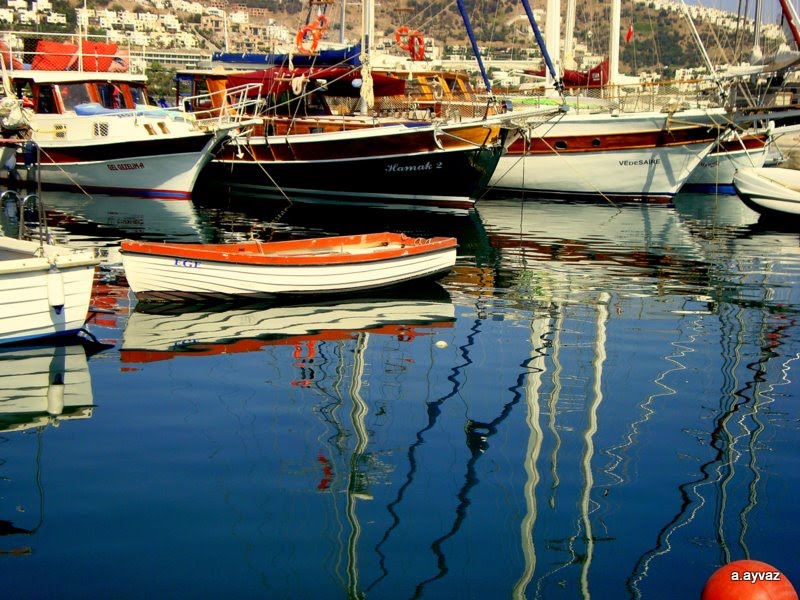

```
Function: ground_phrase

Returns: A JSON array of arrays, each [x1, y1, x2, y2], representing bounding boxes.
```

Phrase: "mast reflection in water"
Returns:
[[1, 190, 798, 599]]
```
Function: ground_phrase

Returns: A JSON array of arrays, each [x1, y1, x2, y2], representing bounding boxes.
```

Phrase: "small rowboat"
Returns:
[[119, 232, 458, 301], [733, 167, 800, 218]]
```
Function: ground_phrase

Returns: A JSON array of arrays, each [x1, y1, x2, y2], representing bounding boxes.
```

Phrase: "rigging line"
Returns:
[[680, 0, 729, 102], [24, 142, 93, 198], [520, 112, 621, 207], [697, 0, 735, 69], [625, 312, 790, 596], [235, 139, 293, 209], [366, 316, 484, 592], [412, 339, 549, 600]]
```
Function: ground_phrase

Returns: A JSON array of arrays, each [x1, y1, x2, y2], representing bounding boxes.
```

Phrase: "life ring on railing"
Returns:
[[395, 26, 412, 51], [296, 24, 321, 55], [408, 31, 425, 61], [314, 13, 329, 33]]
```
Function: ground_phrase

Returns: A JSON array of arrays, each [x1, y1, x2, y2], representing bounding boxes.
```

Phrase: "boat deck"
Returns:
[[0, 248, 33, 260]]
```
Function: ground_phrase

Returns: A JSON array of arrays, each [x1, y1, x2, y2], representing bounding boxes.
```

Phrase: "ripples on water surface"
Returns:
[[1, 190, 799, 599]]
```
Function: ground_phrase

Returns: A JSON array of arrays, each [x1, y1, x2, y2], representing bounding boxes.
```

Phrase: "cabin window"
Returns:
[[36, 85, 55, 113], [191, 78, 212, 113], [98, 83, 124, 109], [591, 138, 602, 147], [129, 84, 148, 106], [58, 83, 92, 111], [304, 91, 328, 116]]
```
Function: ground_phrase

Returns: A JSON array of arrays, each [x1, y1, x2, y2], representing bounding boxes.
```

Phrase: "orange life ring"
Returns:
[[314, 13, 329, 33], [296, 24, 321, 55], [408, 32, 425, 61], [395, 26, 412, 51]]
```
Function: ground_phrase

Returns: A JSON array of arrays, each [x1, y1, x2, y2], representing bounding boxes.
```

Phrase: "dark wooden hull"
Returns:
[[202, 123, 507, 211]]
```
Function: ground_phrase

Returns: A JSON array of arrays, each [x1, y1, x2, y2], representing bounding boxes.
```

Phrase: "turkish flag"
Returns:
[[626, 22, 634, 42]]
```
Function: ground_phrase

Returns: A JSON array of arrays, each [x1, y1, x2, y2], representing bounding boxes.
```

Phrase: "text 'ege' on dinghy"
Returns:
[[119, 232, 458, 301]]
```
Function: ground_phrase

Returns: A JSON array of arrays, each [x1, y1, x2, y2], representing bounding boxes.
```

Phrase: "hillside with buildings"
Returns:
[[0, 0, 792, 81]]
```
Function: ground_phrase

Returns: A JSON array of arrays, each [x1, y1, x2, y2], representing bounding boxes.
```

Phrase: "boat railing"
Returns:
[[0, 30, 147, 75], [493, 77, 727, 115], [184, 82, 264, 129]]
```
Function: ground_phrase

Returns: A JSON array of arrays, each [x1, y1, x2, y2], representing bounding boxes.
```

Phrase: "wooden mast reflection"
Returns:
[[345, 332, 370, 600], [512, 314, 551, 599]]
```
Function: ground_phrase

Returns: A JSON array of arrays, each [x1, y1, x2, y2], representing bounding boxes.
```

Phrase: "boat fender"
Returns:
[[291, 76, 306, 96], [47, 379, 65, 415], [430, 79, 443, 101], [2, 152, 15, 173], [47, 266, 65, 315], [2, 190, 18, 219], [23, 141, 37, 167]]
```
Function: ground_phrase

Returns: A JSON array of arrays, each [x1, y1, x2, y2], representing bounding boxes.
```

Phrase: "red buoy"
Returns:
[[701, 560, 798, 600]]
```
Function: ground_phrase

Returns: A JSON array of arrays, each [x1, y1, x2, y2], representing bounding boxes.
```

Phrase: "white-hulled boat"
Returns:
[[120, 232, 458, 301], [0, 37, 260, 199], [732, 167, 800, 217], [682, 131, 771, 194], [0, 235, 99, 345], [487, 108, 724, 202]]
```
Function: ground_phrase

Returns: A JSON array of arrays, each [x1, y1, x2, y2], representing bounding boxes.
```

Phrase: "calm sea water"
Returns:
[[1, 190, 799, 599]]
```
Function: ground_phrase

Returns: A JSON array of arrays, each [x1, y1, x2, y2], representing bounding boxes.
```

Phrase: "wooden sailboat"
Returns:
[[487, 0, 726, 202], [176, 1, 548, 211]]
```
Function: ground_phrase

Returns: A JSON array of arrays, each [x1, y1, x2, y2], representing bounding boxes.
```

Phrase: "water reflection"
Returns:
[[2, 190, 797, 598], [0, 190, 208, 264], [0, 342, 97, 557], [120, 287, 456, 365], [474, 196, 707, 302], [192, 189, 490, 253], [0, 342, 95, 431]]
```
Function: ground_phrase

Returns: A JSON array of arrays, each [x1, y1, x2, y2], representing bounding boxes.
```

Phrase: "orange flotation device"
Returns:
[[395, 27, 425, 61], [295, 14, 329, 55], [408, 31, 425, 61], [395, 26, 412, 51]]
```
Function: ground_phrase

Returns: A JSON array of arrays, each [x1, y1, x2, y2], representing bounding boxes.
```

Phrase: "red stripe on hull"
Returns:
[[505, 127, 719, 155]]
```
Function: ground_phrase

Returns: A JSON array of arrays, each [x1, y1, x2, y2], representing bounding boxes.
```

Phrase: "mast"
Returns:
[[520, 0, 564, 95], [358, 0, 374, 114], [778, 0, 800, 48], [609, 0, 622, 86], [456, 0, 493, 93], [340, 0, 347, 44], [563, 0, 577, 70], [545, 0, 562, 87]]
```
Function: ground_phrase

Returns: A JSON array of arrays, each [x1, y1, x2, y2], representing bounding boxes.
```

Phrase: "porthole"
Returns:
[[592, 138, 602, 147], [555, 140, 568, 150]]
